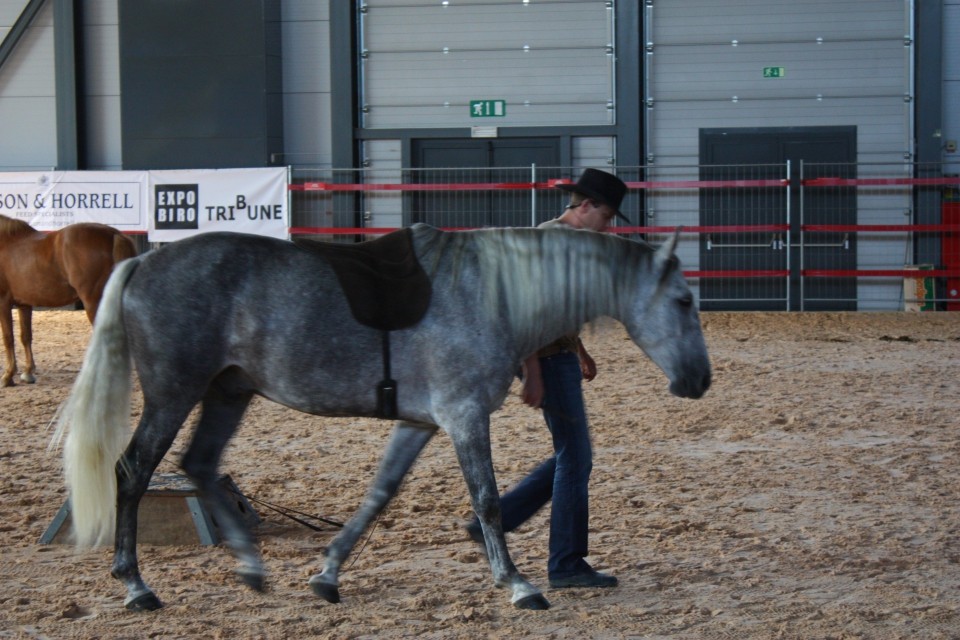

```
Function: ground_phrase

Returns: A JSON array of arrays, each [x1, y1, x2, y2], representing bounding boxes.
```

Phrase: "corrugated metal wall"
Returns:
[[0, 1, 951, 178], [0, 1, 56, 170], [359, 0, 615, 129], [0, 0, 331, 171], [645, 0, 911, 164]]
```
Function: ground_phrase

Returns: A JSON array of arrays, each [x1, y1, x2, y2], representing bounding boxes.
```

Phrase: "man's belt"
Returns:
[[538, 344, 573, 358]]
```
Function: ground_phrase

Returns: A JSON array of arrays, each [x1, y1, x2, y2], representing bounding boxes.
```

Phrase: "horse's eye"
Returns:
[[677, 293, 693, 308]]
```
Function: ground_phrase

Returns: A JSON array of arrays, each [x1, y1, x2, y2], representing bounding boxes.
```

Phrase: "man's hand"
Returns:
[[578, 341, 597, 382], [520, 355, 544, 408]]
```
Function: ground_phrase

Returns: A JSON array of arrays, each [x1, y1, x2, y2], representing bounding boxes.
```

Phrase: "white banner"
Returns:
[[0, 171, 147, 231], [148, 168, 287, 242]]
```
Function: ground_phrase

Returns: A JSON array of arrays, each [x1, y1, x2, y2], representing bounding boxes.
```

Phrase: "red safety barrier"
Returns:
[[289, 179, 790, 193], [287, 171, 960, 305], [804, 177, 960, 187], [545, 177, 788, 190], [684, 270, 789, 279], [803, 224, 960, 233], [624, 179, 789, 189], [803, 269, 960, 278], [288, 225, 790, 236], [290, 181, 540, 192], [289, 175, 956, 193]]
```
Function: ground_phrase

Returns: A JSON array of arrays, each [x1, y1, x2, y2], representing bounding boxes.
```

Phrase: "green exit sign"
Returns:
[[763, 67, 786, 78], [470, 99, 506, 117]]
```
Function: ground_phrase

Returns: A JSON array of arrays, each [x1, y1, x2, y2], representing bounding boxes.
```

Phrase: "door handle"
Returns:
[[706, 234, 785, 250]]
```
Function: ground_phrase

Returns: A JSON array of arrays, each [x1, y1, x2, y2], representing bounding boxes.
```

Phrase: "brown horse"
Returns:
[[0, 214, 138, 387]]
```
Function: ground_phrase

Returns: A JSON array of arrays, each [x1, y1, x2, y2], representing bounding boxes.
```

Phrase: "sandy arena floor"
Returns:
[[1, 310, 958, 639]]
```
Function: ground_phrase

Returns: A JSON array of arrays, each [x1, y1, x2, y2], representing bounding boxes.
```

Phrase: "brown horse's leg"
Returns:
[[18, 306, 36, 383], [1, 301, 16, 387]]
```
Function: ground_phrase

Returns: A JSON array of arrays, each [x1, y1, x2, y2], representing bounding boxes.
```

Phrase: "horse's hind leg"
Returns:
[[0, 301, 16, 386], [112, 402, 195, 611], [179, 379, 261, 590], [310, 420, 437, 604], [17, 306, 35, 383]]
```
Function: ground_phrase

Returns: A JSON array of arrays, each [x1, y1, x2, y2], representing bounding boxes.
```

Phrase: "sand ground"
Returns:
[[1, 310, 958, 639]]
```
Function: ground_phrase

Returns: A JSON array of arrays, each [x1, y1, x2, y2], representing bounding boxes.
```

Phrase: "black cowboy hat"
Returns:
[[555, 168, 630, 222]]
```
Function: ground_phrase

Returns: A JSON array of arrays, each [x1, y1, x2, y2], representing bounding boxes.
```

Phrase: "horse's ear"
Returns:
[[655, 227, 682, 268]]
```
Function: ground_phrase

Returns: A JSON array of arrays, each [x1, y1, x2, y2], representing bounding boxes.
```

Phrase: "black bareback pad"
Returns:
[[293, 228, 432, 331]]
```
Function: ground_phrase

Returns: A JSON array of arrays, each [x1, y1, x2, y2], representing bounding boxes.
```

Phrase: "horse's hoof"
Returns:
[[237, 568, 266, 593], [514, 593, 550, 610], [125, 592, 163, 612], [309, 579, 341, 604], [19, 373, 36, 384]]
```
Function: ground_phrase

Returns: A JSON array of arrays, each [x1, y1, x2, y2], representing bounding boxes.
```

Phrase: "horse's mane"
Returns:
[[412, 223, 651, 348], [0, 214, 38, 241]]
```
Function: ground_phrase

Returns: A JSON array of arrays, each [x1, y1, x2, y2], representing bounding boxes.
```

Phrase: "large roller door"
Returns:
[[645, 0, 911, 165], [359, 0, 615, 129], [645, 0, 911, 310]]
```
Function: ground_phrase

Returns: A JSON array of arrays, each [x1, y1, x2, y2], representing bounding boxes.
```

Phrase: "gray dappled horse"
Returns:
[[53, 223, 711, 612]]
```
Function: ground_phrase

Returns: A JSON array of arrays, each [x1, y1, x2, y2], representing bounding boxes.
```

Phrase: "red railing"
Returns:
[[287, 173, 960, 293]]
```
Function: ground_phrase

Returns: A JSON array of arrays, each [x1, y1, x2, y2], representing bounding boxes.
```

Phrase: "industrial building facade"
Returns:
[[1, 0, 957, 310]]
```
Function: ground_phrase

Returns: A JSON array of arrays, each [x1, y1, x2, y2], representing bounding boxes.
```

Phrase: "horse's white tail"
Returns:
[[52, 256, 141, 547]]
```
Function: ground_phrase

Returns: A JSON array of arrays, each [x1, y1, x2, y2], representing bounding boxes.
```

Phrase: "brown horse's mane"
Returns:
[[0, 214, 38, 241]]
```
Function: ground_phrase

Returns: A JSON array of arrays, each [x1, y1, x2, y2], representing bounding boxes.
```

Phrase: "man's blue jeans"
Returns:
[[497, 351, 594, 578]]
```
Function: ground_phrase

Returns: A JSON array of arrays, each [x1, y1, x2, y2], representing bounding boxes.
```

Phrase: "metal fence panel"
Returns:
[[288, 163, 960, 311]]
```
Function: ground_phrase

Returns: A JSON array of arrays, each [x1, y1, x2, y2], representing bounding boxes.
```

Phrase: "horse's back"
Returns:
[[121, 233, 370, 406], [124, 233, 313, 318], [58, 223, 134, 259]]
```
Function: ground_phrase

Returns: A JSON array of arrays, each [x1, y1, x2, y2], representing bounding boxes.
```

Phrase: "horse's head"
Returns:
[[622, 231, 711, 399]]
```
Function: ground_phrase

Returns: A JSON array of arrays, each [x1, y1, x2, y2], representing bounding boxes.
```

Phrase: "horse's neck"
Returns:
[[0, 215, 38, 240], [473, 228, 625, 357]]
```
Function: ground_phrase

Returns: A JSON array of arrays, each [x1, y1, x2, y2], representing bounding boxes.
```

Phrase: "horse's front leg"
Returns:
[[448, 415, 550, 610], [1, 302, 18, 387], [310, 421, 437, 604], [17, 306, 36, 383]]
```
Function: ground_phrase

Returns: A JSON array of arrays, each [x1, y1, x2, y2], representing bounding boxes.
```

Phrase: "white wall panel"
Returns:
[[651, 97, 908, 164], [652, 41, 905, 101], [652, 0, 905, 43], [280, 1, 331, 167], [80, 1, 121, 169], [0, 14, 53, 95], [83, 95, 122, 169], [282, 93, 332, 166], [0, 97, 56, 168], [282, 19, 330, 94], [282, 0, 328, 22], [944, 2, 960, 173], [572, 136, 615, 172], [361, 0, 614, 129], [83, 0, 119, 25], [1, 3, 22, 25], [647, 0, 910, 165], [362, 139, 403, 228], [0, 2, 56, 170], [82, 25, 119, 96]]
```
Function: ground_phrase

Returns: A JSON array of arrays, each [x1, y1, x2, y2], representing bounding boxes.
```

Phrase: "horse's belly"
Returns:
[[10, 277, 76, 308]]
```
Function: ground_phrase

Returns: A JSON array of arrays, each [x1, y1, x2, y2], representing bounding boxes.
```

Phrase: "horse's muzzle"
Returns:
[[669, 370, 711, 399]]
